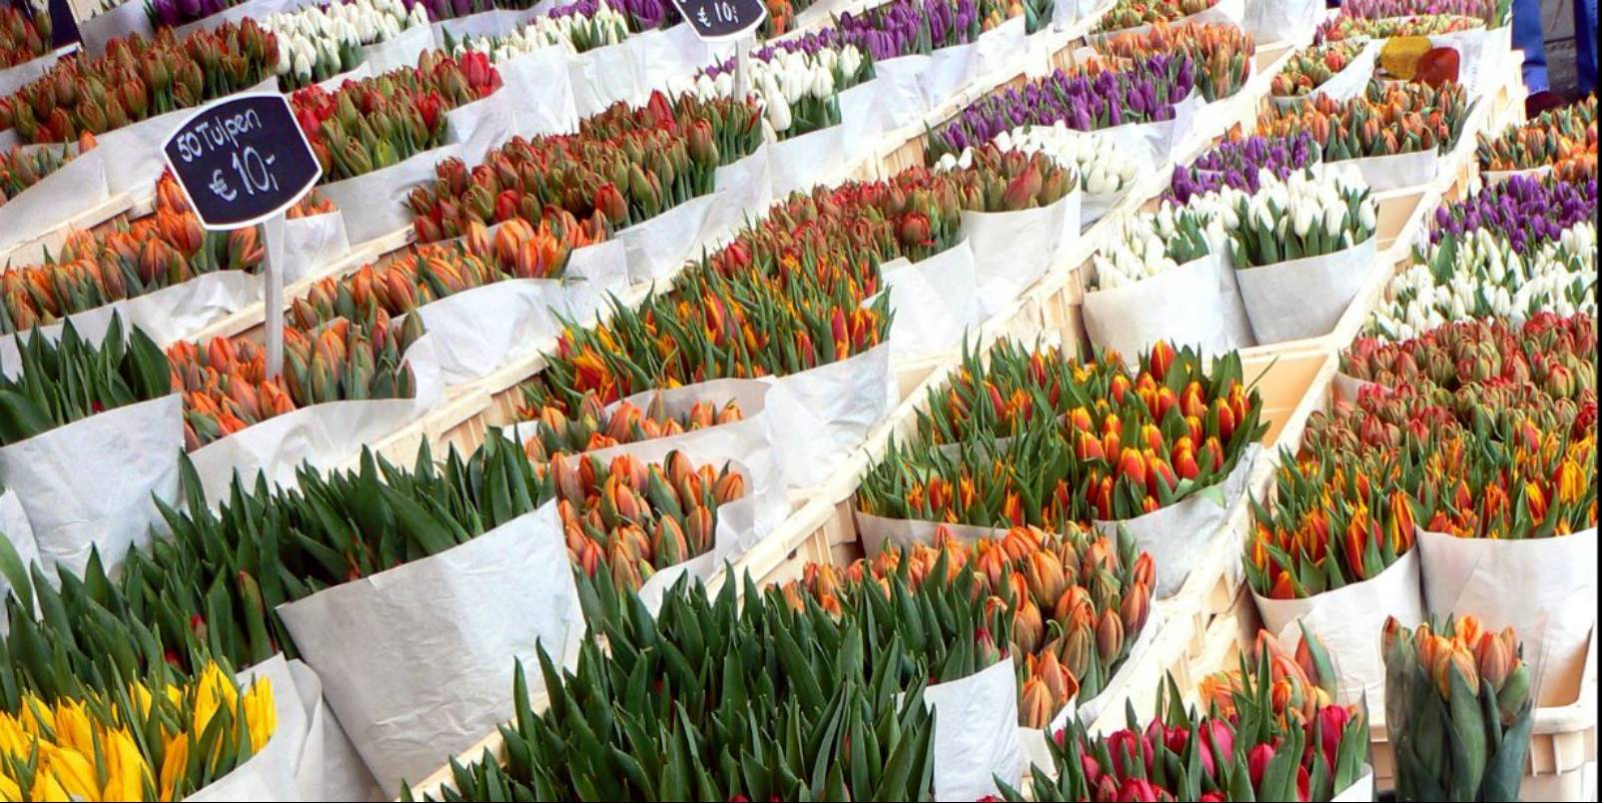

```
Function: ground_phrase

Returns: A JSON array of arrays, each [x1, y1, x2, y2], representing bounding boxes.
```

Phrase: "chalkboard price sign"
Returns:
[[671, 0, 767, 41], [162, 93, 322, 231]]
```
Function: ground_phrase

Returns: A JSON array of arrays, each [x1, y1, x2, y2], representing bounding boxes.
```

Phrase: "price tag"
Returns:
[[162, 93, 321, 231], [671, 0, 767, 41], [163, 93, 321, 379]]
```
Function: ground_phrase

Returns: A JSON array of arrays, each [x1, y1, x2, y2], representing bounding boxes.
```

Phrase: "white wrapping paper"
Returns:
[[1254, 547, 1426, 709], [839, 79, 886, 161], [973, 16, 1029, 82], [493, 48, 581, 136], [924, 657, 1024, 801], [0, 489, 39, 603], [569, 40, 645, 118], [281, 211, 352, 284], [446, 92, 519, 167], [922, 42, 983, 109], [765, 343, 895, 489], [0, 49, 62, 98], [321, 144, 459, 246], [1416, 527, 1598, 706], [1334, 149, 1440, 193], [410, 240, 627, 385], [617, 192, 719, 283], [1093, 445, 1259, 599], [770, 123, 849, 197], [0, 147, 109, 254], [877, 241, 981, 359], [963, 190, 1081, 318], [1235, 235, 1376, 345], [186, 335, 444, 504], [513, 378, 788, 541], [90, 77, 280, 198], [705, 146, 773, 246], [1243, 0, 1321, 44], [1053, 0, 1099, 29], [1083, 255, 1237, 360], [80, 2, 154, 56], [1429, 25, 1503, 97], [635, 458, 757, 614], [0, 394, 182, 577], [363, 22, 436, 74], [276, 502, 586, 795], [871, 55, 932, 129], [268, 657, 386, 801]]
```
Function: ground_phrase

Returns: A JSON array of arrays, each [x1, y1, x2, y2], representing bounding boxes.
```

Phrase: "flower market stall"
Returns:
[[0, 0, 1595, 799]]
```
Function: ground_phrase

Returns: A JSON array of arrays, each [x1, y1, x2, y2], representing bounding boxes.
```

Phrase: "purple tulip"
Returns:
[[1168, 133, 1320, 204], [1429, 174, 1600, 254]]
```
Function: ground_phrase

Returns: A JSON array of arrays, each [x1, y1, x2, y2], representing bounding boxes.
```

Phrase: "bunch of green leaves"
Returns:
[[0, 314, 171, 446], [413, 562, 1013, 802]]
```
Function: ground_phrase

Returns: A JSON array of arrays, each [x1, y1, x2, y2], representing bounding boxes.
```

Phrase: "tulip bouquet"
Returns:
[[0, 315, 170, 446], [547, 450, 746, 598], [926, 56, 1199, 161], [1339, 313, 1597, 410], [1382, 615, 1532, 802], [0, 134, 93, 208], [290, 50, 501, 182], [936, 123, 1142, 198], [517, 389, 744, 460], [8, 432, 541, 683], [450, 0, 631, 59], [262, 0, 431, 89], [1088, 203, 1216, 289], [1478, 94, 1598, 181], [414, 565, 1004, 801], [1370, 219, 1598, 339], [1272, 41, 1368, 100], [1187, 168, 1376, 268], [406, 90, 760, 242], [0, 22, 280, 143], [0, 4, 48, 69], [1315, 12, 1486, 45], [1427, 173, 1600, 255], [946, 142, 1079, 212], [683, 37, 870, 139], [0, 191, 266, 336], [169, 313, 423, 448], [1098, 0, 1221, 33], [288, 216, 597, 332], [1008, 645, 1369, 802], [520, 165, 979, 408], [1167, 133, 1320, 205], [1092, 22, 1255, 102], [0, 654, 274, 801], [1331, 0, 1510, 25], [833, 0, 987, 63], [873, 340, 1264, 524], [789, 523, 1154, 726], [1258, 80, 1468, 163]]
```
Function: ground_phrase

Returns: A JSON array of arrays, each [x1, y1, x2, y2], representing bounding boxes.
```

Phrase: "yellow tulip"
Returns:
[[242, 678, 276, 754]]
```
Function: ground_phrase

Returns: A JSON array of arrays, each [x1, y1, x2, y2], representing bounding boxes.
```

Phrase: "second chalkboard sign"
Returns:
[[161, 93, 322, 231], [671, 0, 767, 40]]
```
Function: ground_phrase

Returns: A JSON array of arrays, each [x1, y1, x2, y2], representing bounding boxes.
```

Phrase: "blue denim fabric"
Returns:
[[1577, 0, 1599, 96], [1512, 0, 1550, 92]]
